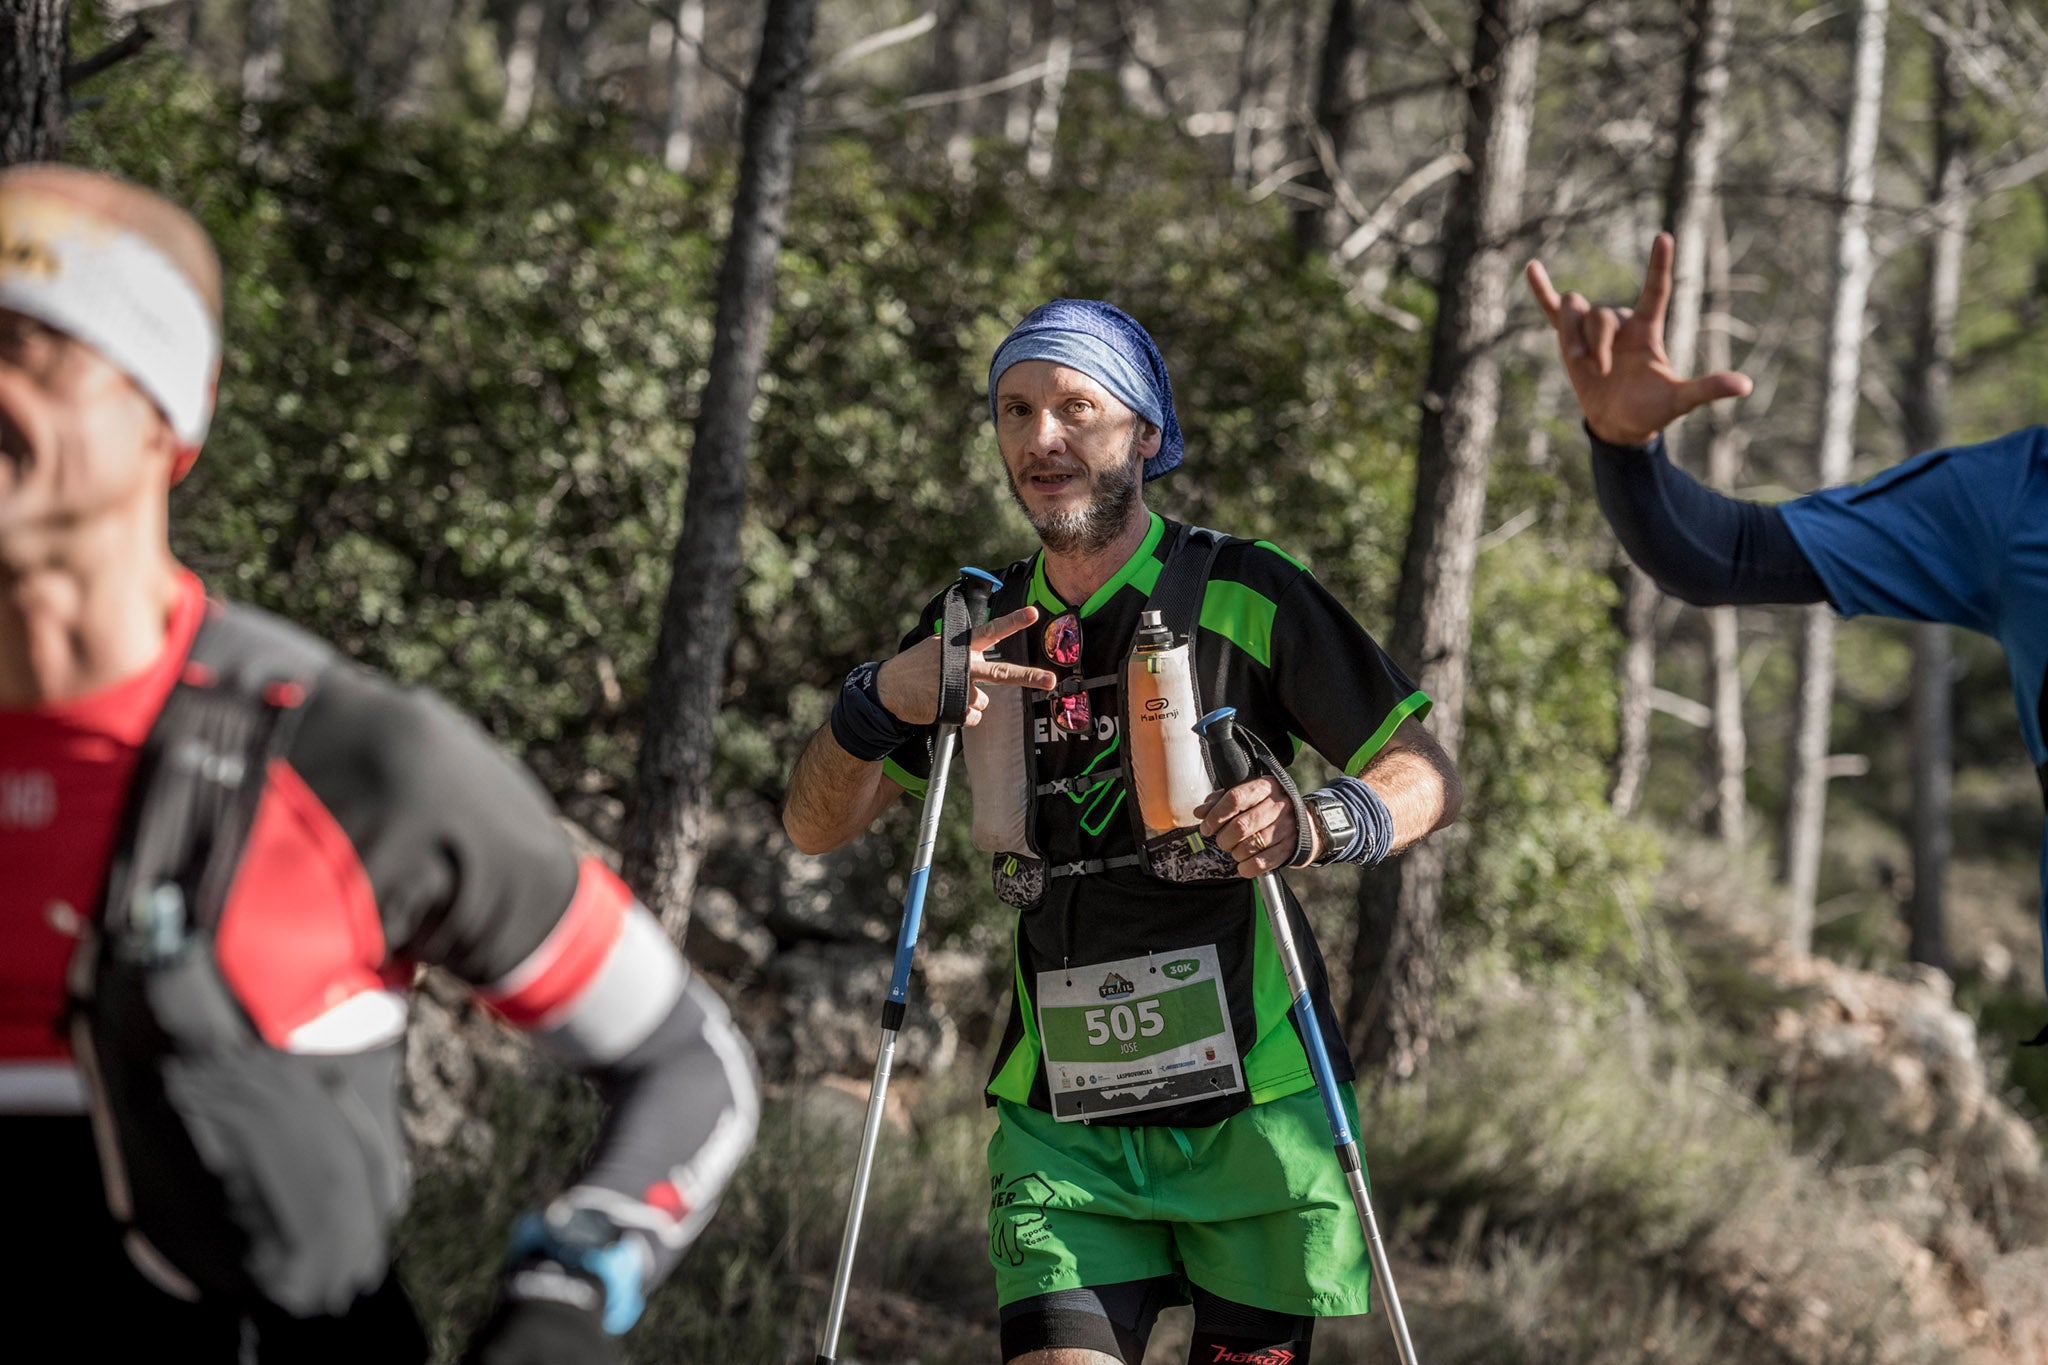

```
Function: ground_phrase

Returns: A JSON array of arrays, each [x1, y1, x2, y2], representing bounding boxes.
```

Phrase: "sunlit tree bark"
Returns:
[[1349, 0, 1540, 1080], [625, 0, 821, 937]]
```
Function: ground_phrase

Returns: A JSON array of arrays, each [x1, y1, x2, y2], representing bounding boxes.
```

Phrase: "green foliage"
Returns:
[[77, 77, 717, 792], [1450, 461, 1664, 985]]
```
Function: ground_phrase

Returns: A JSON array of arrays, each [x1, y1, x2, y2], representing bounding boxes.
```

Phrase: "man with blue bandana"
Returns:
[[784, 299, 1462, 1364], [1526, 236, 2048, 1012]]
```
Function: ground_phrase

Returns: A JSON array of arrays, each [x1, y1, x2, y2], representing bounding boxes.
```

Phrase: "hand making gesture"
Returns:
[[1524, 232, 1754, 447], [876, 605, 1059, 728]]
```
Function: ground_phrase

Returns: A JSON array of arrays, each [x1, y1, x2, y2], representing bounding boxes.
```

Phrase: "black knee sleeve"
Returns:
[[998, 1278, 1176, 1363], [1189, 1287, 1314, 1364]]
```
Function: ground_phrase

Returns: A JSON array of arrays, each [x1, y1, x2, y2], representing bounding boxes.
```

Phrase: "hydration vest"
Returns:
[[961, 523, 1246, 910], [69, 602, 410, 1316]]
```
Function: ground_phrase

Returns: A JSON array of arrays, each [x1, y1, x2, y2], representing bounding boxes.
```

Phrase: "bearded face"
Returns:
[[992, 360, 1159, 557], [1007, 422, 1144, 555]]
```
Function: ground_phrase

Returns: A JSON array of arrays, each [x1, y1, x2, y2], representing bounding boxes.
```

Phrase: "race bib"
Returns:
[[1036, 944, 1244, 1122]]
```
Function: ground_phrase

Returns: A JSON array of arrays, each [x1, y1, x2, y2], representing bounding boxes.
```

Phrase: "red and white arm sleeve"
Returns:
[[484, 858, 761, 1277]]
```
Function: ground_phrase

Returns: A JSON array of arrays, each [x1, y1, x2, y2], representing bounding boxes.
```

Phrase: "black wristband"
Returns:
[[830, 661, 917, 762], [1306, 776, 1393, 867]]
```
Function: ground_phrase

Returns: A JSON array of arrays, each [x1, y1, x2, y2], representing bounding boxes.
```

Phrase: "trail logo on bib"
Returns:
[[1037, 945, 1245, 1121]]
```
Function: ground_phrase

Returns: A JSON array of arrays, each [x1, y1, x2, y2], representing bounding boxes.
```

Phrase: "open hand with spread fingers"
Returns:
[[1524, 232, 1754, 447]]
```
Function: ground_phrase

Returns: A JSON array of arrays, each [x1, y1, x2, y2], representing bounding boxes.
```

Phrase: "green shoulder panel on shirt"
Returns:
[[1344, 689, 1433, 776], [1253, 539, 1311, 574], [1199, 579, 1281, 669]]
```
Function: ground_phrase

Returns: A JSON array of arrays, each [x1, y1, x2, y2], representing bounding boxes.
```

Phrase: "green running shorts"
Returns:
[[985, 1083, 1373, 1318]]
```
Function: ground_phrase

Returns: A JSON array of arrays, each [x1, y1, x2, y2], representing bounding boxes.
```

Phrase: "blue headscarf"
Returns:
[[987, 299, 1184, 481]]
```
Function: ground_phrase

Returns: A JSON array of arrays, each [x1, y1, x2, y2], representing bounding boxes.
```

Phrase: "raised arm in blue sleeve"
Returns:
[[1588, 430, 1828, 607]]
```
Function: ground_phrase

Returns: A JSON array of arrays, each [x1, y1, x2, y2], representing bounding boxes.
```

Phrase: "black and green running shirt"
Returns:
[[882, 513, 1430, 1128]]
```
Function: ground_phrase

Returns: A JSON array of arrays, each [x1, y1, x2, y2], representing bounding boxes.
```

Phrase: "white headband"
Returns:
[[0, 193, 220, 447]]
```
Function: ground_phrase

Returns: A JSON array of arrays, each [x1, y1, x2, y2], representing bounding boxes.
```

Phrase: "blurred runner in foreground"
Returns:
[[782, 298, 1461, 1365], [0, 164, 758, 1365], [1528, 233, 2048, 1011]]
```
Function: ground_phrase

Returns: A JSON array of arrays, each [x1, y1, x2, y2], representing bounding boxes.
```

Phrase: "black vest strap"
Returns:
[[98, 604, 331, 949], [1146, 523, 1227, 648], [1037, 768, 1124, 799]]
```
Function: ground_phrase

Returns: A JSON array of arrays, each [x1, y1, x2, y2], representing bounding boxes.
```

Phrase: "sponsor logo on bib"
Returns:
[[1099, 972, 1135, 999]]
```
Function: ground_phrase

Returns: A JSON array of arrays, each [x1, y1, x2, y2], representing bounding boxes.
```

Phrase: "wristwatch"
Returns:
[[1303, 791, 1355, 866]]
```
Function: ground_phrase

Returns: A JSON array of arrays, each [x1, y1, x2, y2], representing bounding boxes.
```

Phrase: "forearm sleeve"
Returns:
[[509, 883, 761, 1292], [1589, 429, 1830, 608], [567, 969, 761, 1285]]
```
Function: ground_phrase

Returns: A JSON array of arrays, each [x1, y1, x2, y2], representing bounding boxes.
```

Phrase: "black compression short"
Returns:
[[998, 1278, 1314, 1363]]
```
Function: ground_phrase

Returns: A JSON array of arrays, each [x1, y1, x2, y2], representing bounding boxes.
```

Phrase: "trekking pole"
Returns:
[[1195, 706, 1422, 1365], [816, 566, 1000, 1365]]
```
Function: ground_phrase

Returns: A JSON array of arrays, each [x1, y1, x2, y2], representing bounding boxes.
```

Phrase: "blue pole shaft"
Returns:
[[816, 727, 958, 1364]]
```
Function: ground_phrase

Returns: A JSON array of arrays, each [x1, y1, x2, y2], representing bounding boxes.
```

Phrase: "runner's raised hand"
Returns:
[[1524, 232, 1753, 447], [876, 605, 1059, 728]]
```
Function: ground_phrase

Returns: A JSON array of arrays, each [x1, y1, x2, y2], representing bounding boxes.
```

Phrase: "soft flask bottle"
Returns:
[[1125, 610, 1212, 837]]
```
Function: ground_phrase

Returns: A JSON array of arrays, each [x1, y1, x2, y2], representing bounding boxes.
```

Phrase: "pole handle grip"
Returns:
[[935, 567, 999, 726], [1196, 706, 1252, 788]]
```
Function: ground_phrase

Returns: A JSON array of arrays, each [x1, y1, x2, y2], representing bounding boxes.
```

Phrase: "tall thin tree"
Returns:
[[1702, 198, 1749, 848], [661, 0, 706, 173], [500, 0, 546, 127], [1293, 0, 1368, 258], [1228, 0, 1265, 190], [1348, 0, 1541, 1079], [1611, 0, 1736, 818], [1783, 0, 1889, 955], [242, 0, 284, 100], [624, 0, 822, 937], [1024, 0, 1074, 180], [2, 0, 70, 165], [1902, 31, 1971, 972]]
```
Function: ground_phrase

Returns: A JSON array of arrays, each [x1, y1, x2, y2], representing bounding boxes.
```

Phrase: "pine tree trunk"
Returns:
[[331, 0, 380, 103], [1003, 3, 1034, 144], [623, 0, 820, 939], [662, 0, 706, 173], [553, 0, 597, 108], [1292, 0, 1367, 257], [1783, 0, 1889, 956], [399, 0, 460, 111], [1115, 0, 1169, 118], [241, 0, 284, 99], [1616, 0, 1736, 820], [500, 0, 545, 127], [1024, 0, 1073, 180], [925, 0, 976, 150], [1347, 0, 1540, 1081], [1610, 572, 1657, 813], [1904, 34, 1969, 972], [1228, 0, 1264, 189], [1703, 199, 1748, 849], [1, 0, 70, 165]]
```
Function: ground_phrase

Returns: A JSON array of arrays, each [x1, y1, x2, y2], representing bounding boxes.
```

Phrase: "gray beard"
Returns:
[[1010, 442, 1143, 557]]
